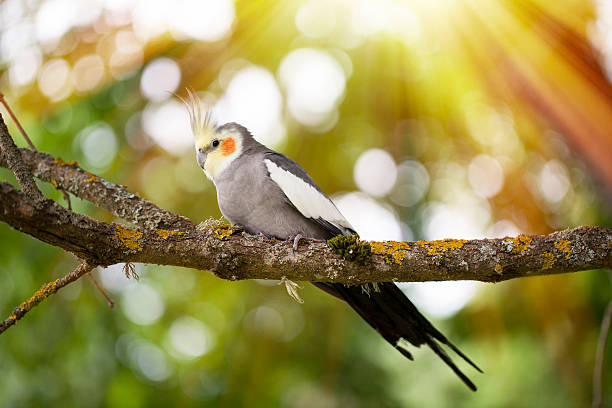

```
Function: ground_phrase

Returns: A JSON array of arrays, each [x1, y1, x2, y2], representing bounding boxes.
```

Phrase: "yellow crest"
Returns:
[[180, 89, 215, 147]]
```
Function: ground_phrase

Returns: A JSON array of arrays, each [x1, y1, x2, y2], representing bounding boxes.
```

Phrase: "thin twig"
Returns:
[[0, 262, 95, 334], [87, 272, 114, 307], [0, 113, 44, 203], [0, 92, 36, 150], [0, 102, 74, 209], [61, 190, 72, 210]]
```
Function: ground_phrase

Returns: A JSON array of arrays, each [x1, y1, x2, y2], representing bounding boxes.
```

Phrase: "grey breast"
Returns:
[[213, 149, 332, 240]]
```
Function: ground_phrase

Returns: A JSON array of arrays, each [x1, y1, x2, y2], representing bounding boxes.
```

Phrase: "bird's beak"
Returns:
[[196, 148, 207, 169]]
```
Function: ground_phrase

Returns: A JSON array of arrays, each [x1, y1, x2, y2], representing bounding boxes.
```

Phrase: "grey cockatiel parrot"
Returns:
[[186, 97, 481, 391]]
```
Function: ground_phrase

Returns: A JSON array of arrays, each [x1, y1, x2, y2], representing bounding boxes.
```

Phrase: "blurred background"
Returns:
[[1, 0, 612, 406]]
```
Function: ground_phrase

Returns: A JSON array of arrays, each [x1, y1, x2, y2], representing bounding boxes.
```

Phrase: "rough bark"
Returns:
[[0, 115, 44, 203], [0, 147, 192, 231], [0, 180, 610, 284], [0, 113, 610, 287]]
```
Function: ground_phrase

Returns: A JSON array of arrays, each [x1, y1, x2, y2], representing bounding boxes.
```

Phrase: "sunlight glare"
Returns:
[[130, 339, 173, 382], [390, 160, 430, 207], [353, 148, 397, 197], [468, 155, 504, 198], [296, 1, 336, 38], [398, 281, 481, 319], [279, 48, 346, 127], [334, 192, 402, 241], [77, 121, 118, 170], [142, 99, 193, 155], [423, 194, 492, 240], [167, 316, 214, 360], [170, 0, 235, 42], [539, 159, 570, 204], [121, 283, 165, 326], [8, 46, 42, 87], [214, 65, 286, 148], [140, 57, 181, 102], [131, 0, 234, 42], [72, 55, 105, 92], [37, 58, 72, 101]]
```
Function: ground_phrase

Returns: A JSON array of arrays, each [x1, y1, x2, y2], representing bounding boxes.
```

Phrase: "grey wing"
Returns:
[[263, 152, 355, 237]]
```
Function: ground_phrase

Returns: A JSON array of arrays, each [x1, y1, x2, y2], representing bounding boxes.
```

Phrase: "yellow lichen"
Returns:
[[370, 241, 409, 254], [554, 240, 572, 259], [86, 172, 100, 182], [392, 251, 406, 264], [494, 263, 503, 275], [54, 157, 78, 167], [415, 239, 468, 255], [542, 252, 555, 270], [214, 227, 234, 240], [369, 241, 388, 255], [17, 280, 60, 313], [116, 225, 143, 251], [50, 178, 58, 188], [369, 241, 410, 265], [156, 229, 184, 239], [505, 234, 532, 253], [370, 238, 468, 264]]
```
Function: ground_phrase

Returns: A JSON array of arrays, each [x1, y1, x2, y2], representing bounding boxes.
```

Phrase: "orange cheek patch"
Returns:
[[221, 137, 236, 156]]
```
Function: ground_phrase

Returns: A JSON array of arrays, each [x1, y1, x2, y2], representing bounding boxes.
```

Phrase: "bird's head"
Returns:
[[183, 91, 247, 180]]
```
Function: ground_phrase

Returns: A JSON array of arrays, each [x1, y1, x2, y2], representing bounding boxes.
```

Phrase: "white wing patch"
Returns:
[[264, 159, 353, 232]]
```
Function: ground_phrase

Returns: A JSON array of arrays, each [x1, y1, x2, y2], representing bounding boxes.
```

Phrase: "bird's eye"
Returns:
[[212, 139, 220, 148]]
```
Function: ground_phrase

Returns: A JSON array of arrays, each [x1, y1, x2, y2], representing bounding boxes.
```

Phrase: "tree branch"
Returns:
[[0, 111, 610, 337], [0, 261, 95, 334], [0, 180, 610, 284], [0, 113, 44, 203], [0, 147, 192, 231], [0, 112, 610, 286]]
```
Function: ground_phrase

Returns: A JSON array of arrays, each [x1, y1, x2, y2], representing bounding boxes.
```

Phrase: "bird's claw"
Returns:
[[290, 234, 303, 255]]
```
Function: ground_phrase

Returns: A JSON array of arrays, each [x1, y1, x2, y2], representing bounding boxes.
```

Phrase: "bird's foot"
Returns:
[[288, 235, 327, 254], [289, 234, 303, 255]]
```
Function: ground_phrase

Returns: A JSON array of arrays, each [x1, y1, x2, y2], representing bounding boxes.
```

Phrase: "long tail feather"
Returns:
[[313, 282, 481, 391]]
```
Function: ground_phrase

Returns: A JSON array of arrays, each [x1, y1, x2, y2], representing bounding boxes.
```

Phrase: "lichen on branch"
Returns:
[[0, 111, 611, 335], [0, 262, 95, 334], [0, 178, 610, 285]]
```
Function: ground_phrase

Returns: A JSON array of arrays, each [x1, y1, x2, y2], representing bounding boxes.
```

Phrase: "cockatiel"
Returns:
[[185, 96, 481, 391]]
